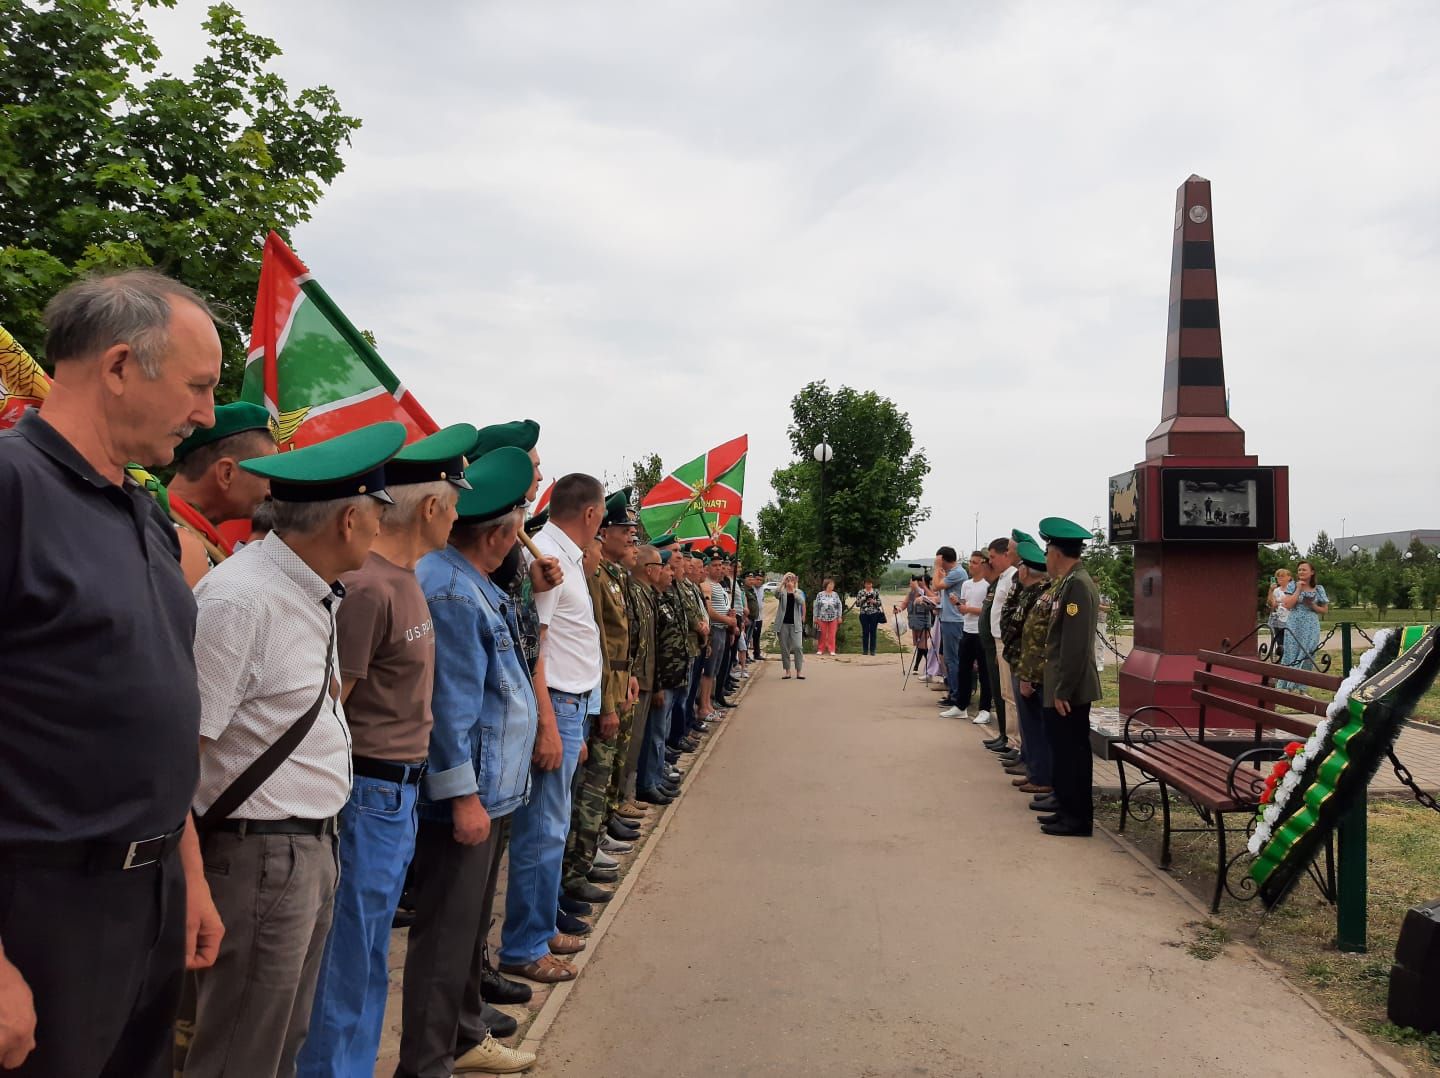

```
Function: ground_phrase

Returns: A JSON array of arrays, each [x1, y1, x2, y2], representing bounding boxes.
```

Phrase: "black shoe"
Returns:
[[658, 784, 681, 799], [665, 768, 684, 782], [680, 737, 701, 751], [665, 749, 681, 763], [636, 787, 673, 805], [565, 881, 614, 903], [479, 1001, 519, 1039], [607, 819, 640, 841], [555, 909, 592, 937], [1037, 812, 1063, 825], [1029, 796, 1060, 812], [588, 865, 619, 884], [1041, 821, 1093, 837], [391, 907, 416, 929], [984, 735, 1008, 748], [937, 697, 956, 707], [480, 965, 534, 1005], [987, 741, 1013, 754], [558, 894, 593, 917]]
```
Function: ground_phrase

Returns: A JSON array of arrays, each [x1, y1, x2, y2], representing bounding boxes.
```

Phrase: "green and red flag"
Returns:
[[242, 231, 438, 450], [638, 434, 747, 543], [1, 324, 50, 430]]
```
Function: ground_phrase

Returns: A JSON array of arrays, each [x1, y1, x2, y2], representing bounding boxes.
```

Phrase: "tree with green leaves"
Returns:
[[1307, 529, 1339, 567], [757, 381, 929, 596], [1, 0, 360, 400], [1082, 531, 1134, 617]]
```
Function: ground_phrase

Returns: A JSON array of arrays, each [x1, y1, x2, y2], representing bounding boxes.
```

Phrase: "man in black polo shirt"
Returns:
[[0, 270, 224, 1077]]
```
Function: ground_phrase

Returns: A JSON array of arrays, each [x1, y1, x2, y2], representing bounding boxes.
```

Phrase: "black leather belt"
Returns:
[[0, 823, 185, 872], [211, 817, 339, 837], [353, 756, 427, 785], [608, 660, 629, 672]]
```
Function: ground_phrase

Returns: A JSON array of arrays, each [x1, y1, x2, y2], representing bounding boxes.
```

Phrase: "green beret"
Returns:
[[175, 402, 273, 460], [455, 445, 531, 523], [240, 422, 406, 505], [1038, 516, 1093, 543], [601, 487, 636, 529], [1011, 528, 1036, 547], [470, 419, 539, 460], [657, 549, 673, 565], [387, 423, 477, 489], [651, 531, 678, 548], [1017, 539, 1048, 569]]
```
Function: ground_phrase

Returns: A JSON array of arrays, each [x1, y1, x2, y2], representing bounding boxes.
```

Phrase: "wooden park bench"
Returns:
[[1112, 649, 1343, 912]]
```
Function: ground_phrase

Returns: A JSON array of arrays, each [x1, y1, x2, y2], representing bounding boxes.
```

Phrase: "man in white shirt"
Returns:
[[983, 537, 1019, 746], [498, 473, 605, 985], [941, 550, 995, 722], [186, 422, 405, 1078]]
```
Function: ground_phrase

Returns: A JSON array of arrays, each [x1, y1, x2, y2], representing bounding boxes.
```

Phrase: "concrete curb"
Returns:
[[518, 661, 760, 1053]]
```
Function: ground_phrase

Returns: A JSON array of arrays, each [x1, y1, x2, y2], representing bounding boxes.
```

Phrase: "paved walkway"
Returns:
[[527, 654, 1394, 1077]]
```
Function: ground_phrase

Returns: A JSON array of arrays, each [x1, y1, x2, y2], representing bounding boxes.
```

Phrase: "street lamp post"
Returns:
[[814, 438, 833, 585]]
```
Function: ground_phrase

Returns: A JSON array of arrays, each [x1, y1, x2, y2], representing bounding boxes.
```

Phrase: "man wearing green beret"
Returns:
[[399, 446, 539, 1078], [1034, 517, 1102, 837], [166, 401, 277, 584], [1005, 540, 1054, 796], [187, 422, 406, 1078], [298, 424, 473, 1078]]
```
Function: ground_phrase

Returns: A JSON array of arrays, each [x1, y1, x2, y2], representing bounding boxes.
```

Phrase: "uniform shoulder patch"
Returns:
[[1066, 602, 1079, 616]]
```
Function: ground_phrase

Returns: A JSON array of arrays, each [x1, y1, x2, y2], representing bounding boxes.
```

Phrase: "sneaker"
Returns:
[[939, 706, 964, 718], [452, 1033, 537, 1073], [592, 850, 619, 870], [740, 670, 750, 679], [599, 834, 633, 854], [972, 710, 992, 725]]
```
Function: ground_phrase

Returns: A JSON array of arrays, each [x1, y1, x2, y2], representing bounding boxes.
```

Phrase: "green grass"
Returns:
[[1103, 797, 1440, 1074]]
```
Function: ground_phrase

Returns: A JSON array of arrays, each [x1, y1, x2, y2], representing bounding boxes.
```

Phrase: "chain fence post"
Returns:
[[1335, 621, 1368, 953]]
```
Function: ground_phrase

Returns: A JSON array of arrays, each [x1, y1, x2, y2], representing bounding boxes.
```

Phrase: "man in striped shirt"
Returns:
[[697, 554, 736, 721]]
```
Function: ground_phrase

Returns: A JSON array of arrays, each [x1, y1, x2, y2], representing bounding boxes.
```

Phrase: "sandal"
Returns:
[[499, 953, 577, 984], [781, 674, 792, 680], [797, 674, 806, 680]]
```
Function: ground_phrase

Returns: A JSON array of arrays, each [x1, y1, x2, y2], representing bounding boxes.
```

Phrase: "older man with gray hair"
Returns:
[[297, 423, 473, 1078], [0, 270, 222, 1077], [185, 422, 406, 1078]]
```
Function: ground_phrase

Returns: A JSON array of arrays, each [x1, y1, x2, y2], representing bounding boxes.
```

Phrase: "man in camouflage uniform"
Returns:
[[615, 544, 663, 817], [560, 491, 638, 904], [1003, 537, 1052, 796], [671, 550, 712, 750]]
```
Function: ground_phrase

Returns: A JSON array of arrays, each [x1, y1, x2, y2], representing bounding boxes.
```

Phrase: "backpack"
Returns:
[[654, 587, 691, 689]]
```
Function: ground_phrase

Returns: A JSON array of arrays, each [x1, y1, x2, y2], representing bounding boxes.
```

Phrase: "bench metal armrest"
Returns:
[[1225, 746, 1288, 806], [1123, 705, 1193, 746]]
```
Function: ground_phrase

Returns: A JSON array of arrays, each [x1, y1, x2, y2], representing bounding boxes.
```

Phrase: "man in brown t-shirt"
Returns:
[[295, 424, 471, 1078]]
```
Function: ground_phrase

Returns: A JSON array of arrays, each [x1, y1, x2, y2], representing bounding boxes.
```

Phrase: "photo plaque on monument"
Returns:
[[1108, 470, 1140, 544], [1161, 466, 1278, 541]]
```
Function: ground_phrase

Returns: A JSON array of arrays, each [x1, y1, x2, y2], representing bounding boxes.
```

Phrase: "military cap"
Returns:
[[524, 507, 550, 536], [601, 487, 636, 529], [240, 422, 406, 504], [175, 401, 274, 460], [1038, 517, 1093, 543], [455, 445, 531, 523], [1011, 528, 1036, 547], [1016, 539, 1048, 569], [702, 545, 724, 561], [386, 423, 477, 489], [657, 549, 674, 565], [470, 419, 540, 460], [651, 531, 678, 548]]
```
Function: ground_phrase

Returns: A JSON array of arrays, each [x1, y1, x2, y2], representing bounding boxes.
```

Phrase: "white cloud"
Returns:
[[146, 0, 1440, 554]]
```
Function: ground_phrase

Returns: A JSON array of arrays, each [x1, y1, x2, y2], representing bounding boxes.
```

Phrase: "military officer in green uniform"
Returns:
[[560, 490, 638, 905], [1035, 517, 1101, 837], [615, 542, 663, 820], [1005, 537, 1053, 795]]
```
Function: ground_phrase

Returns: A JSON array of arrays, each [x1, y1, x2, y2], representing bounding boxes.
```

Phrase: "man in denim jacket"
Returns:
[[396, 447, 539, 1078]]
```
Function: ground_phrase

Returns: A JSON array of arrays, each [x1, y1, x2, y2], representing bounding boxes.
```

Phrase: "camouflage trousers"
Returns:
[[560, 699, 639, 892], [607, 691, 649, 814]]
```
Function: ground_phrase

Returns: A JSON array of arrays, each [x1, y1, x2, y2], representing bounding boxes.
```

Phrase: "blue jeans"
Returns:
[[665, 673, 692, 747], [940, 621, 964, 699], [637, 691, 674, 792], [499, 689, 584, 965], [297, 774, 418, 1078]]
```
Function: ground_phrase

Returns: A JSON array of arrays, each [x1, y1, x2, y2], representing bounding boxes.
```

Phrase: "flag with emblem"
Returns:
[[0, 324, 50, 430], [638, 434, 747, 542], [242, 231, 438, 450]]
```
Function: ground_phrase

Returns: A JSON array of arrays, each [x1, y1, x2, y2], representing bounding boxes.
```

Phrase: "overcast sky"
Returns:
[[150, 0, 1439, 557]]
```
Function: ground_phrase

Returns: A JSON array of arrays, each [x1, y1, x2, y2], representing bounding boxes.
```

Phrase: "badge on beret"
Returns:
[[1066, 602, 1079, 616]]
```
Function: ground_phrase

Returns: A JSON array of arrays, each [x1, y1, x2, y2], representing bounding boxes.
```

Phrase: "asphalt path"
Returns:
[[528, 652, 1389, 1078]]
